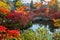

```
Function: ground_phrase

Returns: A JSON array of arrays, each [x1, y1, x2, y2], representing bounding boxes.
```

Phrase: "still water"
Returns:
[[28, 20, 60, 34]]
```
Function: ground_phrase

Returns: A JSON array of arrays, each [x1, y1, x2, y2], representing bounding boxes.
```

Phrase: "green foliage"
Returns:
[[7, 38, 16, 40], [16, 0, 22, 8], [0, 26, 60, 40], [21, 30, 35, 40], [20, 27, 53, 40]]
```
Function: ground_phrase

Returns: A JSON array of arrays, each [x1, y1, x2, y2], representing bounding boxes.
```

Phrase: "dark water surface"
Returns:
[[28, 20, 60, 34]]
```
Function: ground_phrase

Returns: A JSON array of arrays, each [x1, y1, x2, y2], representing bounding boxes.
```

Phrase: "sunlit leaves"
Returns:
[[0, 1, 10, 14], [15, 6, 28, 12], [48, 0, 56, 6], [52, 19, 60, 27], [21, 27, 52, 40], [33, 2, 42, 8], [16, 0, 22, 8]]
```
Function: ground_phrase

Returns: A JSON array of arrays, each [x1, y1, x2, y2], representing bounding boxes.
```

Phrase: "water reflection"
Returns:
[[29, 24, 40, 31], [29, 23, 53, 34], [29, 24, 49, 31], [29, 22, 60, 34]]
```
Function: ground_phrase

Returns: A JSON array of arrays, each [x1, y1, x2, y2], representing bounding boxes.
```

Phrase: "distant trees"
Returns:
[[30, 0, 34, 9]]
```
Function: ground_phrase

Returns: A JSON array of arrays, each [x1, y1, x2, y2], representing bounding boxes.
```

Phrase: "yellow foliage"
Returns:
[[54, 23, 60, 27], [0, 1, 7, 6], [0, 1, 11, 10], [16, 1, 22, 7], [0, 1, 10, 14], [0, 6, 10, 14], [52, 19, 60, 27], [52, 19, 60, 22]]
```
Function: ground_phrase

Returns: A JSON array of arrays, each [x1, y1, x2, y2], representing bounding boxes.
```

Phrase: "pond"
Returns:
[[27, 19, 60, 34], [29, 23, 53, 34]]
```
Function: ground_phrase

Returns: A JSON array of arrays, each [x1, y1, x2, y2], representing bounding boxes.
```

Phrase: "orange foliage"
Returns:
[[33, 3, 42, 8], [45, 8, 49, 17], [23, 11, 28, 15], [0, 7, 10, 14], [15, 6, 28, 15], [48, 0, 56, 6], [45, 8, 49, 13], [15, 6, 28, 12]]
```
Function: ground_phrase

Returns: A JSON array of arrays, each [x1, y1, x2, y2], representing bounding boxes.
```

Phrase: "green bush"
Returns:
[[20, 27, 52, 40]]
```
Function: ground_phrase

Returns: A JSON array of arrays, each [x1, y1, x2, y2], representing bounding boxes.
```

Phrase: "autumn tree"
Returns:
[[48, 0, 58, 12]]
